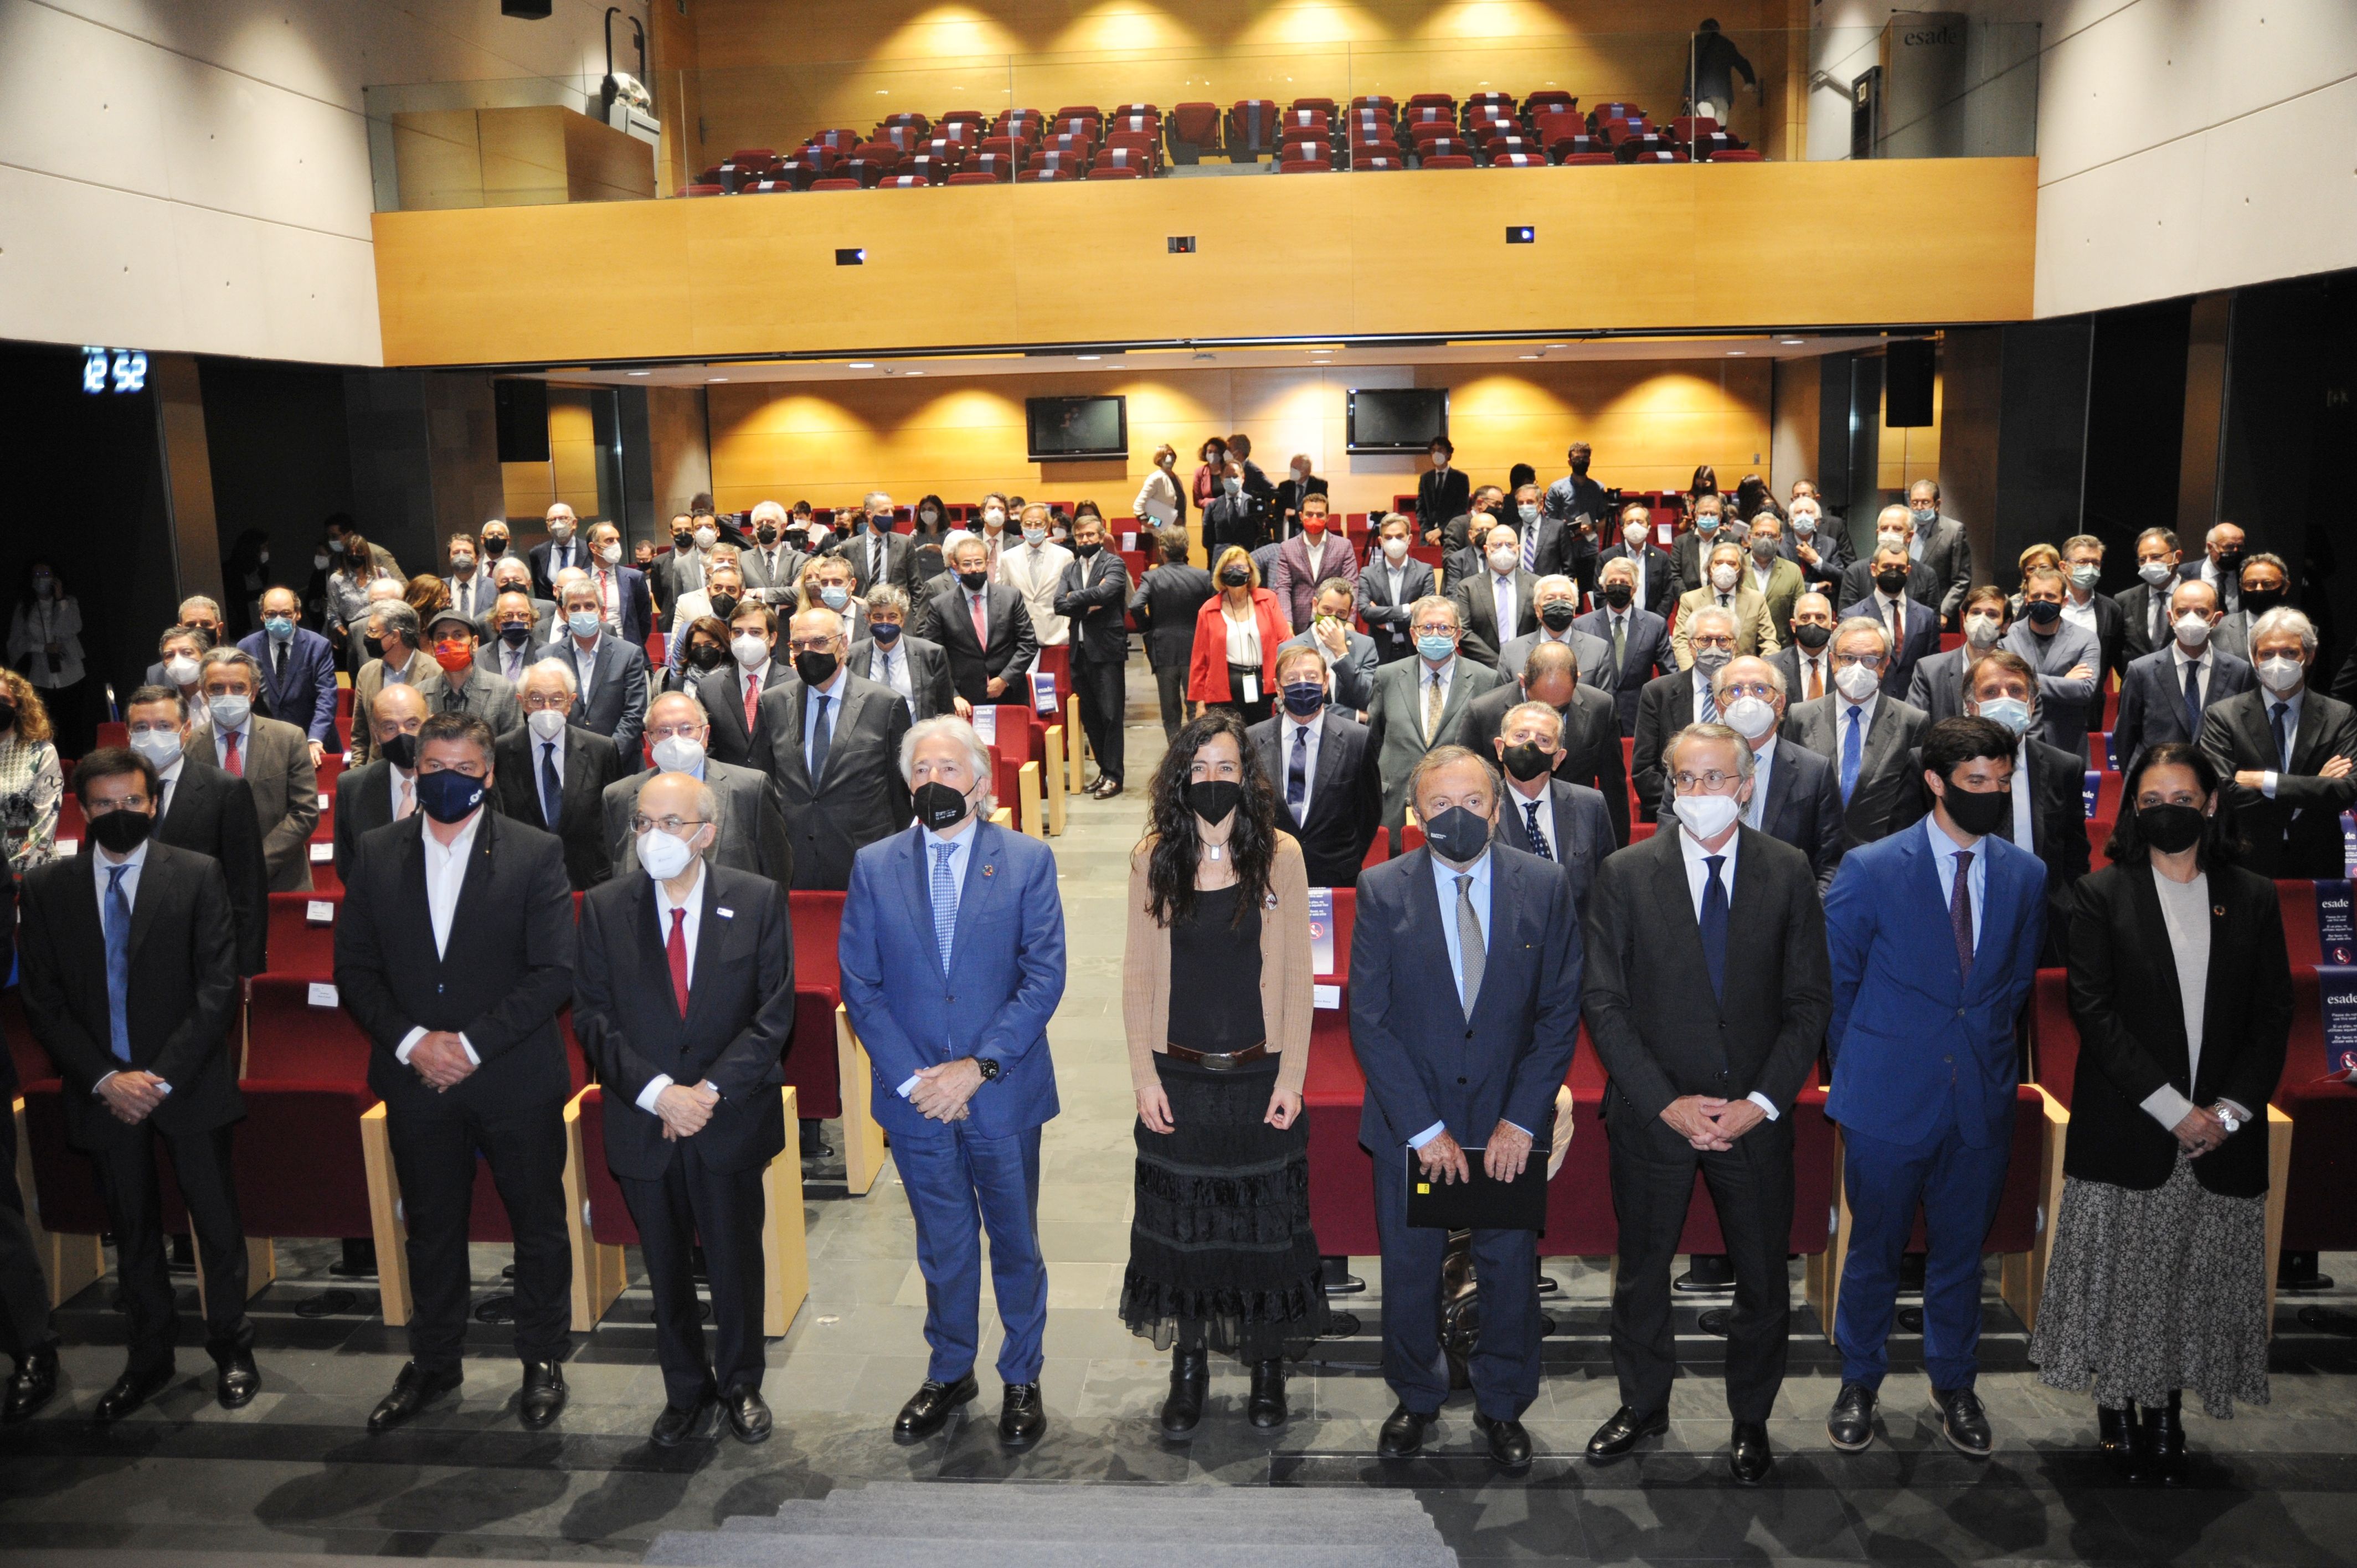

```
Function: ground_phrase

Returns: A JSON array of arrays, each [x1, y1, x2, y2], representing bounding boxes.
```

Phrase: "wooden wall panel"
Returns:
[[373, 158, 2036, 367]]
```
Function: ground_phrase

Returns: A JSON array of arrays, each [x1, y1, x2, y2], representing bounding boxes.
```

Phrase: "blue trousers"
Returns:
[[1373, 1149, 1541, 1421], [893, 1120, 1047, 1385], [1834, 1108, 2013, 1391]]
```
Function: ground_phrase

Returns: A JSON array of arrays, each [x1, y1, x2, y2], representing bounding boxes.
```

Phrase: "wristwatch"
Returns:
[[2210, 1102, 2242, 1136], [973, 1057, 1001, 1084]]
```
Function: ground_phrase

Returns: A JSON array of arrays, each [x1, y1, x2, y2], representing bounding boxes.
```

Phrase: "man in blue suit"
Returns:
[[583, 520, 656, 649], [839, 715, 1066, 1452], [1821, 716, 2046, 1460], [239, 586, 338, 761], [1576, 554, 1677, 736], [1350, 745, 1583, 1473]]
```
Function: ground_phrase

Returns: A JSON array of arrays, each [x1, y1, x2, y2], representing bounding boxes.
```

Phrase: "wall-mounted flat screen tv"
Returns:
[[1346, 388, 1449, 454], [1026, 395, 1128, 461]]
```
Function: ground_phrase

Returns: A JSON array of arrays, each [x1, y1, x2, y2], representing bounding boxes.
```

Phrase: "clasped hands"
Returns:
[[97, 1070, 168, 1126], [654, 1081, 721, 1141], [910, 1058, 983, 1123], [410, 1030, 477, 1092], [2171, 1105, 2231, 1158], [1661, 1094, 1766, 1152], [1416, 1121, 1535, 1184]]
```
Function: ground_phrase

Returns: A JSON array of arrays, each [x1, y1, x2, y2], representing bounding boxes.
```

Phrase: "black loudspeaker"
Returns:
[[501, 0, 554, 18], [1886, 339, 1936, 428], [494, 379, 550, 463]]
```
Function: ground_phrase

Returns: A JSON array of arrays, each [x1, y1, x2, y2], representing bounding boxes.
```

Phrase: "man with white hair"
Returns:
[[739, 501, 806, 607], [839, 715, 1066, 1452], [2199, 606, 2357, 878], [492, 659, 624, 890], [757, 605, 913, 890], [1497, 574, 1612, 688], [847, 491, 917, 597], [528, 501, 586, 601], [997, 502, 1074, 649], [1632, 602, 1740, 822]]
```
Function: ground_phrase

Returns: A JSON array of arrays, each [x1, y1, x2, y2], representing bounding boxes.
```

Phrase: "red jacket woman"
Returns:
[[1186, 546, 1291, 723]]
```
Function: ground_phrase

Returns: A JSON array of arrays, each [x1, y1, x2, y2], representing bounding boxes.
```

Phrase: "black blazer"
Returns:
[[694, 658, 792, 769], [2199, 687, 2357, 879], [1495, 776, 1615, 921], [1784, 692, 1932, 848], [927, 582, 1038, 703], [527, 536, 591, 601], [333, 760, 398, 886], [1580, 825, 1833, 1125], [1414, 468, 1470, 538], [333, 811, 578, 1117], [155, 757, 269, 977], [1459, 680, 1629, 849], [843, 528, 918, 597], [1272, 474, 1329, 529], [2116, 580, 2174, 661], [1838, 595, 1943, 700], [491, 721, 624, 891], [1595, 544, 1677, 619], [1752, 737, 1847, 891], [1359, 554, 1438, 661], [846, 633, 957, 721], [573, 865, 795, 1182], [1246, 708, 1380, 889], [757, 672, 915, 891], [1837, 556, 1942, 614], [1129, 564, 1217, 669], [2079, 589, 2128, 735], [1629, 668, 1702, 823], [2112, 646, 2255, 781], [18, 843, 241, 1151], [2063, 862, 2292, 1197], [1052, 549, 1132, 664], [1573, 605, 1676, 735]]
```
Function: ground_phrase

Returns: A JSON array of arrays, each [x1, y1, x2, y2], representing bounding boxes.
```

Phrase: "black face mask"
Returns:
[[1792, 622, 1833, 649], [958, 570, 990, 593], [1422, 804, 1491, 863], [499, 624, 532, 648], [2214, 549, 2243, 575], [2136, 802, 2207, 854], [89, 808, 155, 854], [1601, 584, 1633, 610], [755, 525, 780, 544], [481, 536, 508, 556], [1073, 541, 1100, 559], [1500, 741, 1554, 782], [1219, 566, 1252, 587], [1875, 570, 1911, 596], [709, 592, 740, 621], [1538, 600, 1577, 632], [687, 644, 727, 672], [1941, 781, 2009, 838], [913, 780, 970, 831], [794, 649, 839, 687], [2239, 589, 2284, 618], [2024, 599, 2061, 627], [364, 635, 384, 661], [1188, 778, 1241, 826], [378, 733, 420, 770], [672, 534, 694, 551]]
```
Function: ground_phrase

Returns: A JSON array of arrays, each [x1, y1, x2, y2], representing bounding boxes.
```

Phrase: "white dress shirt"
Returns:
[[395, 808, 486, 1067], [2170, 642, 2212, 709], [1675, 824, 1781, 1120], [154, 754, 186, 821], [869, 642, 915, 713], [2062, 589, 2098, 637], [570, 634, 602, 703], [1876, 588, 1910, 647], [636, 859, 714, 1112]]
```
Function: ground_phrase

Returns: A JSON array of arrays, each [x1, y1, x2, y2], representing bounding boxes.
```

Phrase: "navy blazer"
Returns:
[[1573, 605, 1676, 735], [839, 820, 1066, 1141], [532, 632, 652, 761], [1494, 778, 1615, 923], [1348, 844, 1583, 1154], [2112, 645, 2255, 778], [1823, 821, 2047, 1149], [239, 625, 339, 743]]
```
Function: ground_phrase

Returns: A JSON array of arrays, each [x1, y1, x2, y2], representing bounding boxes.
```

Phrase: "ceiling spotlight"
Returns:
[[1726, 350, 1746, 356], [1518, 354, 1540, 360], [904, 370, 926, 376]]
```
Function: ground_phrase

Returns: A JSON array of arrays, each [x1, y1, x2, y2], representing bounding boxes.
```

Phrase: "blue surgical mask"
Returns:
[[819, 585, 850, 611], [264, 615, 295, 641], [566, 609, 602, 638], [1694, 513, 1720, 534], [1977, 697, 2032, 736], [1416, 633, 1456, 663], [1911, 506, 1937, 528]]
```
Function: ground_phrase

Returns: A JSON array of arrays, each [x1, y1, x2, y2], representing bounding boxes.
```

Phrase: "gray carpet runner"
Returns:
[[644, 1481, 1458, 1566]]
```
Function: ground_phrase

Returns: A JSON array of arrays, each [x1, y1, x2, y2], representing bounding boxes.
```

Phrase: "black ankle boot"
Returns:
[[2135, 1394, 2187, 1488], [2097, 1405, 2137, 1473], [1246, 1357, 1287, 1428], [1160, 1345, 1207, 1438]]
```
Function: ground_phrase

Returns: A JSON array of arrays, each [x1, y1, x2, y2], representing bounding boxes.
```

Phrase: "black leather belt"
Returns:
[[1164, 1041, 1270, 1070]]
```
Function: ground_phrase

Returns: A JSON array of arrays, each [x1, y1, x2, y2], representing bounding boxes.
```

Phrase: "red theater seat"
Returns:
[[1421, 154, 1475, 171], [1167, 102, 1222, 162], [264, 890, 339, 976], [809, 178, 859, 192]]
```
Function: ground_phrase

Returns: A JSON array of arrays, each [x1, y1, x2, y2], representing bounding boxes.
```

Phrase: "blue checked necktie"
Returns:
[[104, 864, 133, 1061], [931, 843, 959, 973], [2183, 659, 2203, 742], [1840, 704, 1864, 804]]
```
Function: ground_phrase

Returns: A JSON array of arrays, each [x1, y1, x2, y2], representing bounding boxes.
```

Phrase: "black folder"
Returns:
[[1403, 1147, 1548, 1231]]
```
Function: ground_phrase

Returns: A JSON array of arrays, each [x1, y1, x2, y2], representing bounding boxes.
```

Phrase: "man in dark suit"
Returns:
[[1489, 698, 1615, 917], [334, 680, 429, 883], [1772, 591, 1840, 710], [1579, 555, 1678, 737], [534, 577, 652, 761], [607, 693, 794, 885], [1822, 717, 2046, 1458], [1713, 656, 1845, 889], [334, 713, 578, 1433], [739, 501, 809, 609], [645, 512, 711, 621], [759, 607, 914, 889], [1841, 540, 1943, 700], [1902, 480, 1975, 626], [1413, 439, 1470, 545], [1598, 503, 1677, 620], [481, 589, 553, 687], [1350, 746, 1582, 1473], [1276, 579, 1381, 714], [1669, 496, 1743, 599], [19, 749, 253, 1421], [1497, 576, 1612, 689], [1632, 605, 1740, 822], [1129, 532, 1215, 741], [930, 535, 1039, 705], [199, 647, 319, 892], [1248, 644, 1381, 888], [845, 492, 918, 597], [696, 601, 791, 768], [1363, 599, 1505, 843], [1463, 641, 1629, 848], [2200, 607, 2357, 879], [240, 585, 339, 760], [1785, 617, 1932, 849], [526, 502, 588, 602], [2177, 520, 2246, 618], [1450, 519, 1541, 669], [1271, 454, 1330, 538], [574, 770, 796, 1447], [1837, 507, 1943, 613], [1362, 515, 1439, 666], [1052, 510, 1132, 797], [496, 662, 623, 891], [1908, 586, 2011, 727], [125, 686, 269, 976], [850, 585, 958, 724], [583, 521, 656, 647], [2113, 579, 2252, 777], [2117, 526, 2184, 661], [1581, 722, 1832, 1485], [1782, 489, 1851, 596]]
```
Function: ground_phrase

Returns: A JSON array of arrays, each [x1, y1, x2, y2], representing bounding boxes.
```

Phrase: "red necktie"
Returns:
[[970, 591, 987, 646], [666, 906, 690, 1016], [744, 672, 760, 733], [223, 731, 243, 777]]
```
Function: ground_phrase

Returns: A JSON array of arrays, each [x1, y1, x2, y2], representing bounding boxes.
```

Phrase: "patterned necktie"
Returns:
[[1807, 655, 1822, 702], [1423, 669, 1444, 742], [1840, 705, 1864, 804], [1700, 677, 1718, 724], [1700, 854, 1728, 1001], [1453, 874, 1485, 1018], [223, 731, 243, 777], [104, 864, 133, 1061], [1950, 849, 1975, 983], [1522, 799, 1553, 861], [931, 843, 960, 972], [2183, 659, 2204, 742], [538, 742, 560, 827], [1612, 613, 1626, 676], [1288, 724, 1308, 812], [666, 906, 691, 1016], [744, 672, 760, 734], [2272, 703, 2292, 773]]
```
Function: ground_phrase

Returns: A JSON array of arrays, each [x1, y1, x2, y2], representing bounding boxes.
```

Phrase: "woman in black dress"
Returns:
[[1120, 710, 1322, 1437]]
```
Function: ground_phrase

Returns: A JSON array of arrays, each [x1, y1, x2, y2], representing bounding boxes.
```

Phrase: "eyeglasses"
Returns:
[[1718, 681, 1777, 701], [1832, 652, 1886, 669], [1672, 771, 1741, 792], [1411, 624, 1457, 638], [786, 637, 838, 653], [631, 814, 710, 835]]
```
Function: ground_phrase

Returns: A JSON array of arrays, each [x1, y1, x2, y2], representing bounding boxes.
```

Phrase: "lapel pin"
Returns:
[[2212, 906, 2226, 918], [982, 864, 996, 878], [717, 907, 734, 919]]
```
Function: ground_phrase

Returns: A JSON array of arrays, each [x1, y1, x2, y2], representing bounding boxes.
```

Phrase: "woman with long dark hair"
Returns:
[[2031, 742, 2292, 1485], [1120, 710, 1323, 1438]]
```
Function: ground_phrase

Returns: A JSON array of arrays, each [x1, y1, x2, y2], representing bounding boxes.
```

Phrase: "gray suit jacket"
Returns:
[[1918, 517, 1974, 622], [1275, 627, 1379, 711], [532, 632, 652, 760], [1784, 692, 1929, 849], [1905, 643, 1973, 726], [601, 759, 793, 886], [1497, 628, 1613, 690], [755, 670, 915, 891], [2001, 620, 2101, 758], [1749, 736, 1847, 891], [211, 715, 318, 891], [1362, 656, 1505, 828], [421, 662, 523, 738], [1494, 776, 1615, 922], [1449, 566, 1540, 667], [847, 632, 958, 722], [2113, 645, 2256, 777], [739, 543, 810, 606]]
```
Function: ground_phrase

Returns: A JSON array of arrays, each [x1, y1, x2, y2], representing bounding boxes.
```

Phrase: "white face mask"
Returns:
[[2139, 559, 2175, 586], [1833, 662, 1881, 703], [637, 826, 698, 881], [982, 508, 1005, 527], [1877, 532, 1907, 554], [1624, 527, 1648, 550], [2257, 654, 2304, 697], [1672, 791, 1741, 840], [526, 708, 567, 742], [693, 526, 718, 549], [1964, 613, 2001, 648], [548, 520, 574, 541], [2171, 613, 2213, 648], [1790, 512, 1818, 537], [207, 694, 251, 730], [1223, 476, 1243, 496], [650, 734, 706, 774], [1722, 695, 1777, 741], [731, 633, 769, 668], [1381, 537, 1409, 563], [1488, 547, 1520, 575], [164, 654, 200, 687], [129, 728, 183, 770], [1293, 467, 1310, 483], [596, 543, 622, 565], [1975, 695, 2033, 736], [1709, 564, 1740, 593]]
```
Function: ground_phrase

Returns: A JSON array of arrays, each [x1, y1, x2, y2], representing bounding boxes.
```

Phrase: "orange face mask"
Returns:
[[433, 638, 475, 677]]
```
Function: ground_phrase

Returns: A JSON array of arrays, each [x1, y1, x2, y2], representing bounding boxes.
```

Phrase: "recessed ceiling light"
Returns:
[[1077, 354, 1101, 360], [1545, 343, 1568, 349], [904, 370, 926, 376], [1726, 350, 1746, 357], [626, 370, 651, 376], [1518, 354, 1540, 360], [708, 376, 730, 381], [848, 362, 875, 369], [1779, 338, 1804, 345]]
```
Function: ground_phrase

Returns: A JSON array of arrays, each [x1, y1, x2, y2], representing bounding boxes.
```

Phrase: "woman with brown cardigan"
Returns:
[[1121, 709, 1324, 1438]]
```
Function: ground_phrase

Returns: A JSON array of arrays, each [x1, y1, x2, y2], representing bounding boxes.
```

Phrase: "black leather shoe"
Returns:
[[1933, 1385, 1992, 1456], [650, 1392, 717, 1448], [214, 1349, 261, 1410], [93, 1363, 176, 1424], [368, 1361, 462, 1433], [4, 1344, 59, 1422], [721, 1385, 771, 1444], [1160, 1347, 1207, 1438], [1585, 1404, 1668, 1461], [2098, 1405, 2137, 1473], [999, 1381, 1046, 1448], [517, 1360, 566, 1429], [1093, 780, 1123, 800], [2134, 1401, 2187, 1487], [1827, 1381, 1877, 1452], [1246, 1358, 1287, 1429], [1377, 1403, 1435, 1458], [1474, 1412, 1532, 1473], [894, 1373, 977, 1442], [1730, 1421, 1774, 1485]]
